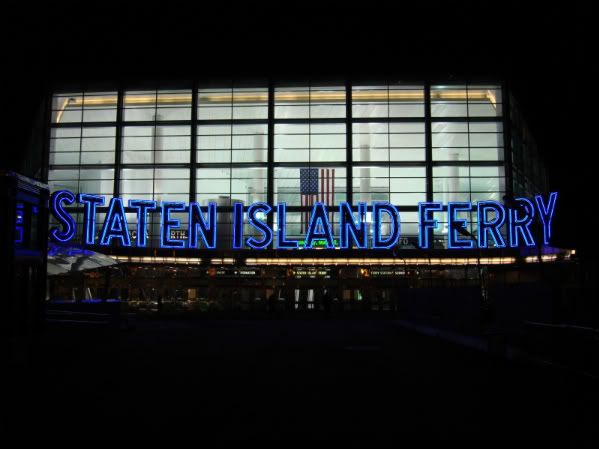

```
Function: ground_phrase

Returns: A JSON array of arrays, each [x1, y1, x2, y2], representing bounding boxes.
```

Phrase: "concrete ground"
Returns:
[[4, 319, 598, 448]]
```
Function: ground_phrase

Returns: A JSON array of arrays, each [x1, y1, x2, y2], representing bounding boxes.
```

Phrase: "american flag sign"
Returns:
[[300, 168, 335, 233]]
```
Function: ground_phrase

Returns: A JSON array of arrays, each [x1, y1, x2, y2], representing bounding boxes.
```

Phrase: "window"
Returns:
[[48, 83, 512, 249], [353, 122, 425, 162], [122, 125, 190, 164], [432, 122, 503, 162], [275, 123, 345, 162], [198, 123, 267, 163], [352, 85, 425, 118], [51, 92, 117, 124], [353, 166, 426, 204], [275, 167, 346, 206], [196, 167, 267, 205], [120, 168, 189, 204], [198, 87, 268, 120], [431, 85, 502, 118], [275, 86, 345, 119], [433, 166, 505, 203], [123, 90, 191, 121], [50, 126, 116, 165]]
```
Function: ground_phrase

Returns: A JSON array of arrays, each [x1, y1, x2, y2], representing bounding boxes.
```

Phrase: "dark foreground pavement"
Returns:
[[4, 319, 598, 448]]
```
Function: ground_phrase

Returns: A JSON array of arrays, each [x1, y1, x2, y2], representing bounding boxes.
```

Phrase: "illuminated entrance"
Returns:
[[44, 82, 572, 316]]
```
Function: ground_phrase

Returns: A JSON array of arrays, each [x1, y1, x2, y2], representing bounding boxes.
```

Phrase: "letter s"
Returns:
[[50, 190, 76, 242]]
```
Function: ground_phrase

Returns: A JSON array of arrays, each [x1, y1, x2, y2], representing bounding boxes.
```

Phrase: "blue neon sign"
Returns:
[[99, 197, 130, 247], [50, 190, 76, 242], [48, 190, 559, 250], [128, 199, 157, 248]]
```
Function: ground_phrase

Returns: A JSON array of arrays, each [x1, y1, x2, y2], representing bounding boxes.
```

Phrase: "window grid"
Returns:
[[48, 83, 507, 248]]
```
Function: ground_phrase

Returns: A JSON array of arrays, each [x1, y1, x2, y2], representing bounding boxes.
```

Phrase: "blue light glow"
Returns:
[[477, 200, 506, 248], [99, 197, 131, 247], [447, 202, 474, 249], [232, 202, 244, 249], [508, 197, 536, 247], [418, 202, 443, 249], [246, 202, 272, 249], [15, 203, 24, 244], [534, 192, 558, 245], [46, 191, 556, 251], [50, 190, 76, 243], [304, 202, 335, 249], [188, 202, 217, 249], [277, 203, 298, 249], [128, 199, 157, 247], [77, 193, 105, 245], [339, 202, 367, 249], [372, 202, 401, 249], [160, 202, 186, 249]]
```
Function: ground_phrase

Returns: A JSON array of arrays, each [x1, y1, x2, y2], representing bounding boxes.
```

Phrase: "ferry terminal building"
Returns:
[[40, 80, 574, 316]]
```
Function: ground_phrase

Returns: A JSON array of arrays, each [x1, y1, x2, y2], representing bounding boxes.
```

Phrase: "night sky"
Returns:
[[3, 3, 593, 252]]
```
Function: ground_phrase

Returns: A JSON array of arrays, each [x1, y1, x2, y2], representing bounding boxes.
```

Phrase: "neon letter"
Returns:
[[535, 192, 558, 245], [508, 198, 536, 247], [477, 201, 506, 248], [232, 202, 244, 249], [246, 202, 272, 249], [188, 202, 217, 249], [418, 202, 443, 249], [78, 193, 105, 245], [372, 202, 400, 249], [128, 199, 156, 247], [49, 190, 76, 242], [448, 202, 474, 249], [161, 202, 186, 249], [99, 197, 131, 247], [277, 203, 298, 249], [304, 202, 335, 249], [339, 202, 367, 249]]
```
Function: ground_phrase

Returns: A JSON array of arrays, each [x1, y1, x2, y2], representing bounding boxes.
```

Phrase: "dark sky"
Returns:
[[3, 3, 593, 250]]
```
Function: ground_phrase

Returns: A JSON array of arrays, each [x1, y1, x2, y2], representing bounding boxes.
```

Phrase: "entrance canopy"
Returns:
[[47, 242, 118, 275]]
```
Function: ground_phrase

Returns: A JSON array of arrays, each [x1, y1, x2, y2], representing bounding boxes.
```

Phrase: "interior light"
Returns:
[[53, 89, 498, 123]]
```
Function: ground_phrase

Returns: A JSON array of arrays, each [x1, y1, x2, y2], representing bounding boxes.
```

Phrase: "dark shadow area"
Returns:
[[4, 318, 598, 448]]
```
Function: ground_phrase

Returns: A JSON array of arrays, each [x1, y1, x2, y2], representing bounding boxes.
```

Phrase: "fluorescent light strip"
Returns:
[[53, 89, 498, 122], [112, 253, 574, 266], [243, 257, 518, 266], [524, 254, 559, 263], [61, 90, 494, 106]]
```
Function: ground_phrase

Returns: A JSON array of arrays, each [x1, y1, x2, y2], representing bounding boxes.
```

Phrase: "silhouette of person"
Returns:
[[156, 292, 163, 318], [267, 292, 277, 314], [322, 289, 331, 318]]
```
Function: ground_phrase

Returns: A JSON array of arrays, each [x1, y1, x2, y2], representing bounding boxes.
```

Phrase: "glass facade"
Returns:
[[509, 94, 548, 197], [48, 82, 515, 249]]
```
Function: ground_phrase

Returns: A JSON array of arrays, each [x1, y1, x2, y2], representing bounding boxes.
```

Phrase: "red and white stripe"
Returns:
[[301, 168, 335, 233], [319, 168, 335, 207]]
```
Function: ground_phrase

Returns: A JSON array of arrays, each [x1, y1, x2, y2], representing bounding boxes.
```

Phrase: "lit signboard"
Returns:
[[291, 267, 333, 279], [49, 190, 558, 250], [369, 268, 407, 277], [206, 267, 261, 278]]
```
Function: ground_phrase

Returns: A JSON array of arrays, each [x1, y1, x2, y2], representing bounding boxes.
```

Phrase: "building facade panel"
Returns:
[[47, 82, 534, 250]]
